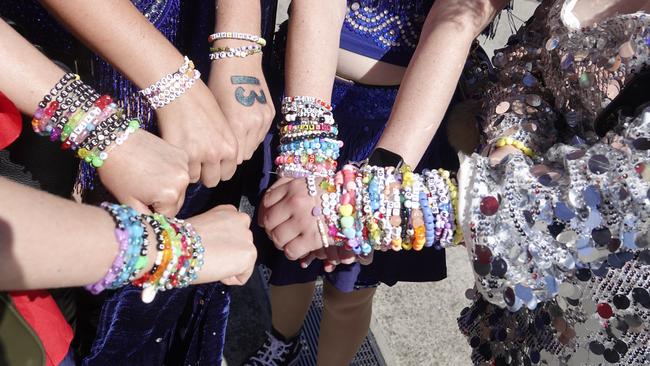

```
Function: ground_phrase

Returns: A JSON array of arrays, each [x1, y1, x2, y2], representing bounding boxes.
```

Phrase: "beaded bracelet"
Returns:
[[88, 203, 204, 303], [276, 96, 342, 178], [87, 203, 149, 295], [32, 74, 140, 169], [208, 32, 267, 46], [209, 45, 263, 60], [309, 164, 459, 258], [138, 56, 200, 110], [494, 136, 536, 157]]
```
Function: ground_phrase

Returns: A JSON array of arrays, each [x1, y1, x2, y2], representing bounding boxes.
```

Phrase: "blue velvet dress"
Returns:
[[252, 0, 484, 293], [0, 1, 277, 364]]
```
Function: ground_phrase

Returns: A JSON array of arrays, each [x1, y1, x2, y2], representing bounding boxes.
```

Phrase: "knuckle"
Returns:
[[284, 247, 300, 261]]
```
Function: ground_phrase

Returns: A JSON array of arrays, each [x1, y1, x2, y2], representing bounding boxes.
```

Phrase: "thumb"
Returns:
[[122, 198, 153, 215]]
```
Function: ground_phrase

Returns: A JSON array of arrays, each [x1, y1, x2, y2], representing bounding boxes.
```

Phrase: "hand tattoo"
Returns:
[[231, 75, 267, 107]]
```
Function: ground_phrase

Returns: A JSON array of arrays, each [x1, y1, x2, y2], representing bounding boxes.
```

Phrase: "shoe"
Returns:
[[243, 328, 302, 366]]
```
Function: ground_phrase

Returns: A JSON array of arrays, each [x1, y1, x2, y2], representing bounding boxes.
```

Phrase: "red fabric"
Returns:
[[0, 91, 22, 149], [10, 291, 74, 366]]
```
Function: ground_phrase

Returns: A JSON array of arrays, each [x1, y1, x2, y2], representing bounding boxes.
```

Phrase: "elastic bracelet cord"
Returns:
[[32, 74, 140, 169], [138, 56, 201, 110]]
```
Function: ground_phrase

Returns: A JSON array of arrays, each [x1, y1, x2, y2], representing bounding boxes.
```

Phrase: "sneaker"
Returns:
[[243, 328, 302, 366]]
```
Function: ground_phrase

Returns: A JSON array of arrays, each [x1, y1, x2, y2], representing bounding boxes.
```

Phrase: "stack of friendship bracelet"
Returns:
[[32, 73, 141, 168], [276, 96, 343, 178], [208, 31, 266, 60], [309, 163, 459, 255], [138, 56, 201, 110], [87, 203, 205, 304]]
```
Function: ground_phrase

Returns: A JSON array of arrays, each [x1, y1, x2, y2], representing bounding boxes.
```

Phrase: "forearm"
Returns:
[[214, 0, 261, 36], [39, 0, 185, 88], [0, 177, 154, 290], [377, 0, 507, 166], [284, 0, 346, 101], [0, 19, 65, 114]]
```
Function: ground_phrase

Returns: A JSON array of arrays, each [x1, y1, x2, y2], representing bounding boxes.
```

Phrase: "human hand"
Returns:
[[299, 246, 360, 272], [258, 177, 324, 261], [187, 205, 257, 286], [99, 129, 190, 216], [208, 55, 274, 162], [156, 81, 239, 187]]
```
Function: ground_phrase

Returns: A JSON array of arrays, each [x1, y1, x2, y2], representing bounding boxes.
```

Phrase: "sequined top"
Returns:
[[483, 0, 650, 152], [340, 0, 433, 66], [457, 1, 650, 364]]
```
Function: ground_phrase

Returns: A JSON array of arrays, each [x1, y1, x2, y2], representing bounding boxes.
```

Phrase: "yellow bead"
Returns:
[[513, 140, 524, 149], [504, 137, 514, 145], [77, 148, 90, 159], [338, 204, 353, 216], [495, 138, 506, 148]]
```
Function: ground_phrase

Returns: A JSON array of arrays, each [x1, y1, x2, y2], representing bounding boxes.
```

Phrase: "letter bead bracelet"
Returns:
[[32, 73, 140, 168], [138, 56, 201, 110], [88, 203, 204, 303]]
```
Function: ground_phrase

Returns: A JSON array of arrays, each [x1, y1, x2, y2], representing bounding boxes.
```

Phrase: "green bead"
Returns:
[[63, 125, 73, 134], [91, 156, 104, 168], [128, 119, 141, 130], [135, 256, 148, 270], [340, 216, 355, 229]]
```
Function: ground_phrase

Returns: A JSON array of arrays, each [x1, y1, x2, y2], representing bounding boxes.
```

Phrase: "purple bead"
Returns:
[[34, 108, 45, 119], [50, 128, 62, 141]]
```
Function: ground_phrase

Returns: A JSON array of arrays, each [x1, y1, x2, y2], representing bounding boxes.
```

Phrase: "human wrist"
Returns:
[[89, 203, 205, 303]]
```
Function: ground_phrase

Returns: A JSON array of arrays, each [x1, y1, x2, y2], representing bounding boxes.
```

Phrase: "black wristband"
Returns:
[[367, 148, 404, 169]]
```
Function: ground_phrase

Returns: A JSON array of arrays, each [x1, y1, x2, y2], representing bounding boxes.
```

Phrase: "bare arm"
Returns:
[[39, 0, 239, 187], [38, 0, 184, 88], [0, 19, 65, 113], [284, 0, 347, 101], [376, 0, 510, 166], [0, 176, 256, 290], [0, 176, 146, 290]]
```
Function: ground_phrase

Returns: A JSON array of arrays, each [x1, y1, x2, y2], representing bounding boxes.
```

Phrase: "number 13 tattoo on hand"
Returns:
[[231, 75, 267, 107]]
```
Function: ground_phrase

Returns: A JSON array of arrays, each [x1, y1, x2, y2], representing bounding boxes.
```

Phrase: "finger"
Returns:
[[188, 162, 201, 184], [358, 251, 374, 266], [269, 219, 302, 250], [263, 183, 291, 208], [325, 245, 341, 266], [338, 247, 356, 265], [243, 132, 256, 162], [261, 200, 293, 232], [122, 198, 153, 215], [213, 204, 238, 212], [200, 162, 222, 188], [312, 248, 328, 260], [300, 252, 316, 269], [220, 159, 237, 181], [151, 199, 178, 217], [283, 233, 323, 261], [323, 261, 337, 273]]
